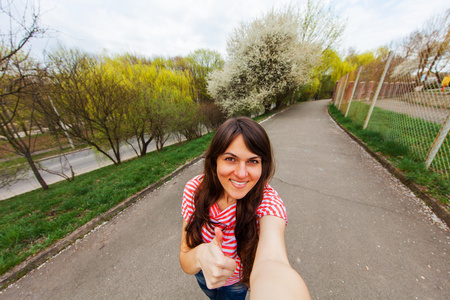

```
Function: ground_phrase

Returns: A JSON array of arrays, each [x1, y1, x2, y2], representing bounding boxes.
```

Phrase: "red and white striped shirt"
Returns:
[[181, 174, 287, 286]]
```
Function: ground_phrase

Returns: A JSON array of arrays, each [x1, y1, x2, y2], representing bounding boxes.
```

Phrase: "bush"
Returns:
[[174, 102, 204, 141], [199, 101, 227, 132]]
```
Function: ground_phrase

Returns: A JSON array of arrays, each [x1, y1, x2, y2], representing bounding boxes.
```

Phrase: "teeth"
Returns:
[[230, 179, 246, 186]]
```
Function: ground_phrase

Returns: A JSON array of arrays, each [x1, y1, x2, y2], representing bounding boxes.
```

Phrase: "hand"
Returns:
[[198, 227, 237, 289]]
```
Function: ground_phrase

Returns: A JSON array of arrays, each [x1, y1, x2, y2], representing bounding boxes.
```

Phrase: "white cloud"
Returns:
[[338, 0, 448, 53], [27, 0, 450, 59]]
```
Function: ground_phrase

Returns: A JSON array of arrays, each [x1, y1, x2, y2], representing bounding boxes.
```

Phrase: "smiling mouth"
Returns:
[[230, 179, 247, 187]]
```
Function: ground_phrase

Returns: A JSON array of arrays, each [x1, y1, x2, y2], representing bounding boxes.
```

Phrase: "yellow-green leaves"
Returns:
[[48, 50, 200, 161]]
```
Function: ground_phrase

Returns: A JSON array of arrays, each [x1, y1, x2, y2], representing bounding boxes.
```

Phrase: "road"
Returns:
[[0, 99, 448, 299], [0, 136, 181, 200]]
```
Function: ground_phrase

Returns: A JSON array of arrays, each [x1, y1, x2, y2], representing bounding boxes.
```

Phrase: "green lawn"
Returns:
[[329, 102, 449, 205]]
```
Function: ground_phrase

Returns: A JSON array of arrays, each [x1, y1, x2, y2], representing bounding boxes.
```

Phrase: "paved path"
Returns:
[[0, 100, 448, 299]]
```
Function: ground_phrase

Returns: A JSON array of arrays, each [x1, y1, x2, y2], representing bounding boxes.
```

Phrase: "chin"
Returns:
[[228, 187, 253, 200]]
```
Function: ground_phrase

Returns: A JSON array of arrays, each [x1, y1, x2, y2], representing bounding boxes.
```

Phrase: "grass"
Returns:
[[0, 132, 214, 278], [329, 102, 450, 206]]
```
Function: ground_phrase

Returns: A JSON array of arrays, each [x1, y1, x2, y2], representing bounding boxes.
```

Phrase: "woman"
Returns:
[[179, 117, 310, 299]]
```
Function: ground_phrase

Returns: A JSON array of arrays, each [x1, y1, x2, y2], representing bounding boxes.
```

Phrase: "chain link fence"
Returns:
[[332, 52, 450, 180]]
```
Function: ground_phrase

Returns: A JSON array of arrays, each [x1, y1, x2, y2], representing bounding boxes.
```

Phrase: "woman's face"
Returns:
[[216, 134, 262, 202]]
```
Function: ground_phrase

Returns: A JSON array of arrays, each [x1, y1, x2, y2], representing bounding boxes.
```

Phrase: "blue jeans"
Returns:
[[195, 270, 248, 300]]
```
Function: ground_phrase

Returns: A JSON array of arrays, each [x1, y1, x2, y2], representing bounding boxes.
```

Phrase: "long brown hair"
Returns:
[[185, 116, 275, 285]]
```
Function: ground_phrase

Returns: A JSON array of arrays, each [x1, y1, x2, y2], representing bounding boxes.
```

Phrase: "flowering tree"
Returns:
[[207, 0, 348, 117], [208, 8, 321, 116]]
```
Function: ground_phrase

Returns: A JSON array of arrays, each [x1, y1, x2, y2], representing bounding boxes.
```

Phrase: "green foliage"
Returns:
[[49, 49, 200, 158], [186, 49, 225, 102], [310, 48, 383, 100]]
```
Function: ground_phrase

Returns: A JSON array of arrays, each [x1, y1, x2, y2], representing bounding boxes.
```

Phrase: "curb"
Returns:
[[0, 155, 204, 289], [327, 108, 450, 228]]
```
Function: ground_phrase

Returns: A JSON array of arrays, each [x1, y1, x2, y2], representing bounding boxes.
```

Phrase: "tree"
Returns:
[[208, 8, 321, 116], [288, 0, 346, 101], [208, 0, 348, 116], [149, 66, 195, 150], [392, 9, 450, 83], [0, 64, 50, 189], [308, 49, 348, 100], [49, 49, 130, 165], [113, 54, 197, 152], [0, 0, 52, 190], [113, 55, 157, 157], [297, 0, 346, 50], [186, 49, 225, 102]]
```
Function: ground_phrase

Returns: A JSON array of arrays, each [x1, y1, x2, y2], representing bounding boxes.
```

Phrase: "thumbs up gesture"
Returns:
[[198, 227, 237, 289]]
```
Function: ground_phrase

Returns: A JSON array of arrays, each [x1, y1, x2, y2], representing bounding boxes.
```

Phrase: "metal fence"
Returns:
[[332, 52, 450, 180]]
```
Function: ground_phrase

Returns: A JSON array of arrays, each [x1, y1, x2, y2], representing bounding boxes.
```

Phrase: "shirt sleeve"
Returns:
[[181, 175, 202, 222], [256, 184, 288, 225]]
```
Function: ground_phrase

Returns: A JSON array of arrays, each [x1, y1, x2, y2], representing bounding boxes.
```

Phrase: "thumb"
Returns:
[[212, 227, 223, 249]]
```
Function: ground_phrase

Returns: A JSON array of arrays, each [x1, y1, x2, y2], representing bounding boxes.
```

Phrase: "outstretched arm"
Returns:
[[179, 220, 237, 289], [250, 215, 311, 300]]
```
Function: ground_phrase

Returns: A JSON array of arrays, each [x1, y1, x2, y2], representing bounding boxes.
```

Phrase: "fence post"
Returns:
[[345, 67, 362, 117], [332, 81, 339, 102], [338, 73, 349, 110], [334, 79, 344, 106], [363, 51, 394, 130], [425, 112, 450, 169], [333, 81, 343, 104]]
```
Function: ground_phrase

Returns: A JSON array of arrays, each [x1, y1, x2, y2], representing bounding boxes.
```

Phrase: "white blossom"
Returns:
[[207, 8, 321, 116]]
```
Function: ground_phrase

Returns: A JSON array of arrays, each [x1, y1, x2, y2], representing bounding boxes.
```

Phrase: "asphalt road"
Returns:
[[0, 99, 448, 299], [0, 136, 181, 200]]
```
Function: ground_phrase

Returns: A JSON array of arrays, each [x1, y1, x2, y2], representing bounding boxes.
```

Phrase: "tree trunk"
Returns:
[[24, 152, 49, 190], [140, 135, 153, 156]]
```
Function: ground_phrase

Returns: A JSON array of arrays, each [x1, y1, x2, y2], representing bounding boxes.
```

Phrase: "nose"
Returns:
[[235, 161, 248, 178]]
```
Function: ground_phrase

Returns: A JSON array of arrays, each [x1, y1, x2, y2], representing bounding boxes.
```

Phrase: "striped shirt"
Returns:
[[181, 174, 287, 286]]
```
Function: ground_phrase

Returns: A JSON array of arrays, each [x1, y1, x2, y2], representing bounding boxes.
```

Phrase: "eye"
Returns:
[[225, 157, 235, 162], [249, 159, 261, 164]]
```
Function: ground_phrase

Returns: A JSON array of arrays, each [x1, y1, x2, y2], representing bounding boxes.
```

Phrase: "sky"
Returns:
[[7, 0, 450, 60]]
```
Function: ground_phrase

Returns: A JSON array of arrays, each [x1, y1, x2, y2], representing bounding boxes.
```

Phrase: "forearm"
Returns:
[[179, 243, 206, 275], [250, 260, 311, 300]]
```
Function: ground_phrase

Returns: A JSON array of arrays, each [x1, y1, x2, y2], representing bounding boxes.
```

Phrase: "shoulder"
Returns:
[[256, 184, 287, 224], [183, 174, 204, 195], [181, 174, 204, 222]]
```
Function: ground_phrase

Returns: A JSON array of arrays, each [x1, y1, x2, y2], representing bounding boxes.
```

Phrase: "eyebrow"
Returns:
[[222, 152, 262, 160]]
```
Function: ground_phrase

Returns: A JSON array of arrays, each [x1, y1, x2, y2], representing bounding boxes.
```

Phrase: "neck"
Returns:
[[217, 194, 236, 211]]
